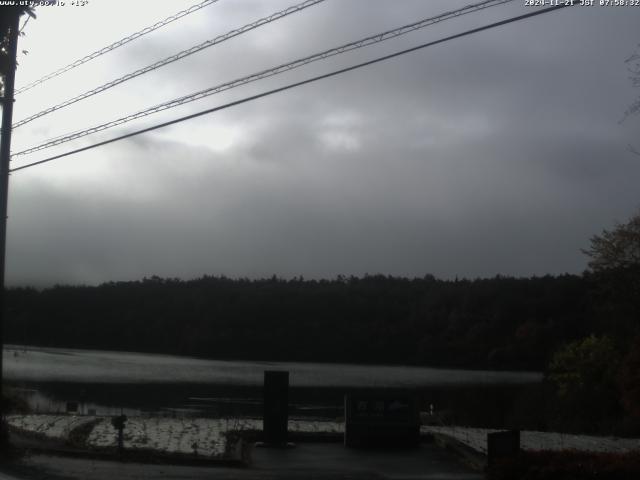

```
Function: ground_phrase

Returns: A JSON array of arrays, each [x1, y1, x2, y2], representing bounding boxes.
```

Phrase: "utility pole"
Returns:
[[0, 8, 23, 429]]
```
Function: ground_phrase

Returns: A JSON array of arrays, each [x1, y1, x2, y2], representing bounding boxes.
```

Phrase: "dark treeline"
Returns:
[[4, 273, 607, 371]]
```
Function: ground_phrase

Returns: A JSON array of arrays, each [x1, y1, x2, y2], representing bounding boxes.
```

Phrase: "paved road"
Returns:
[[1, 443, 482, 480]]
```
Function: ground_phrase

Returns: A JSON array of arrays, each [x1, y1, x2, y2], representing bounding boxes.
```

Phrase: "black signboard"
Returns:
[[344, 392, 419, 448]]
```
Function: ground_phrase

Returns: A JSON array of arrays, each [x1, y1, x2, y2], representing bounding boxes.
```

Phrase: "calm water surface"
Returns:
[[3, 345, 542, 417], [4, 345, 541, 387]]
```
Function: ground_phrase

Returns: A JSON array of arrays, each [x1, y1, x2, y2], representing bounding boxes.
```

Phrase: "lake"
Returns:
[[3, 345, 542, 418]]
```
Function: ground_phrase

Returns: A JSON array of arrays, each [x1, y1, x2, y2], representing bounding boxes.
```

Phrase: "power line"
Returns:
[[14, 0, 221, 95], [18, 14, 31, 35], [10, 3, 577, 173], [12, 0, 327, 128], [12, 0, 514, 157]]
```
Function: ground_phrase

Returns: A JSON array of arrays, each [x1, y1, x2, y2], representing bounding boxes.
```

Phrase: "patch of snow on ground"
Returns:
[[11, 414, 636, 458], [422, 426, 640, 454], [6, 414, 95, 441], [290, 420, 343, 434], [87, 417, 235, 456], [7, 414, 344, 458]]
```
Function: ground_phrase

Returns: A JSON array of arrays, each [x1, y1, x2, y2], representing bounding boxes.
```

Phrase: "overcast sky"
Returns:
[[4, 0, 639, 286]]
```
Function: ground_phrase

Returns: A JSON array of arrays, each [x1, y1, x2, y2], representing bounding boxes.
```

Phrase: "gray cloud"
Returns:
[[6, 0, 640, 286]]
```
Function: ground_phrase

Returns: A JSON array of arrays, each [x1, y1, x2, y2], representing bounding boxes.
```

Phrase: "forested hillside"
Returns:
[[4, 274, 604, 370]]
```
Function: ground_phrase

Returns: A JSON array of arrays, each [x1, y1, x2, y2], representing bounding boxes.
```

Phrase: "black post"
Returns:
[[111, 412, 127, 456], [117, 425, 124, 453], [0, 9, 21, 426], [263, 370, 289, 446]]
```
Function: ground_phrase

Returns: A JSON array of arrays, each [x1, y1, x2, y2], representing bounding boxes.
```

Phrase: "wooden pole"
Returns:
[[0, 10, 21, 427]]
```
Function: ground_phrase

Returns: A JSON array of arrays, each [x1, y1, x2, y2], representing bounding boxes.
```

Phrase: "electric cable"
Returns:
[[10, 3, 577, 173], [14, 0, 222, 95], [12, 0, 514, 157], [12, 0, 327, 128]]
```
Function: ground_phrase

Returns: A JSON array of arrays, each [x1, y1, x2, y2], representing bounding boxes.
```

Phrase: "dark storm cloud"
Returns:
[[6, 0, 640, 285]]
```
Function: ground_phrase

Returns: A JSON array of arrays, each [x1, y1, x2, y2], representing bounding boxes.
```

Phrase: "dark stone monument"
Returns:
[[344, 392, 420, 448], [487, 430, 520, 465], [262, 370, 290, 446]]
